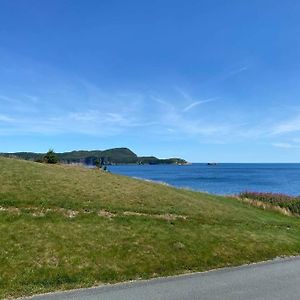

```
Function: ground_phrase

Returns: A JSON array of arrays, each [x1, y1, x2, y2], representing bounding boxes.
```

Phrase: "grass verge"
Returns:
[[1, 157, 300, 299]]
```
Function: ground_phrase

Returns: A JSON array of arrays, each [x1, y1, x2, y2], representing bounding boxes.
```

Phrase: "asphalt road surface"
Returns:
[[26, 257, 300, 300]]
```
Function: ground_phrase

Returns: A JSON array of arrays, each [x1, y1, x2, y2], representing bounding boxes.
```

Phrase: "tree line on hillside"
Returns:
[[0, 148, 187, 166]]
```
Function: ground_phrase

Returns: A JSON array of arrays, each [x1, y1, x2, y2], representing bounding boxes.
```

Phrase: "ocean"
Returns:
[[108, 163, 300, 196]]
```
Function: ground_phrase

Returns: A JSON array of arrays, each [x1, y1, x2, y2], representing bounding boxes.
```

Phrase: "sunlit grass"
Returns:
[[1, 157, 300, 299]]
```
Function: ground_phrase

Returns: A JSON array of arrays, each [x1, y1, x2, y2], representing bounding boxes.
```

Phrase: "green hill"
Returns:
[[0, 147, 187, 165], [1, 157, 300, 299]]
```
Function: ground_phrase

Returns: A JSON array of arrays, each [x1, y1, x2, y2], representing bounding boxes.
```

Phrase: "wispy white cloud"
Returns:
[[218, 65, 249, 82], [183, 98, 217, 112], [0, 56, 237, 140], [159, 110, 234, 137], [68, 111, 101, 122], [227, 66, 248, 77], [272, 142, 294, 149], [174, 88, 218, 112], [0, 114, 15, 122], [151, 96, 171, 107], [291, 137, 300, 143], [1, 59, 298, 149], [0, 93, 40, 113], [175, 87, 193, 101], [0, 82, 283, 145], [23, 94, 39, 103], [0, 95, 19, 103], [271, 115, 300, 135], [272, 141, 300, 149], [150, 93, 234, 139]]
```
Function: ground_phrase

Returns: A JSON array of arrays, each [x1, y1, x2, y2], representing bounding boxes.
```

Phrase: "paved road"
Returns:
[[27, 257, 300, 300]]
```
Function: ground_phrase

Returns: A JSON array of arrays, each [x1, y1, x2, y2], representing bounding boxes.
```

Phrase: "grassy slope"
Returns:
[[1, 158, 300, 299]]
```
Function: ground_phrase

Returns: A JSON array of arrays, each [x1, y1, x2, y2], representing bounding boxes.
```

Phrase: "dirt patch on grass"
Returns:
[[0, 206, 20, 215], [97, 210, 116, 218], [62, 209, 79, 218], [31, 211, 46, 217], [123, 211, 187, 221], [0, 206, 187, 221]]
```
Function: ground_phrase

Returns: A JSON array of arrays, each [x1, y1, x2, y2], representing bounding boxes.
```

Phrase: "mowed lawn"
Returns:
[[1, 157, 300, 299]]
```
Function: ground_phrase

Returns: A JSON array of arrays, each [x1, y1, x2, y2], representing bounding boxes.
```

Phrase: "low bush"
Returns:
[[43, 149, 59, 164], [239, 192, 300, 214]]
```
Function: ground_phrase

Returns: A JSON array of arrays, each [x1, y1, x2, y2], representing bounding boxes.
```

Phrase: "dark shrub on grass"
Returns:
[[43, 149, 59, 164]]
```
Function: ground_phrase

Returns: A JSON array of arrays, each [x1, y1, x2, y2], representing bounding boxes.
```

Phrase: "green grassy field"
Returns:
[[1, 157, 300, 299]]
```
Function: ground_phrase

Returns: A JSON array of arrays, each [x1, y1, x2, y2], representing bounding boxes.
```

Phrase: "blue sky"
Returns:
[[1, 0, 300, 162]]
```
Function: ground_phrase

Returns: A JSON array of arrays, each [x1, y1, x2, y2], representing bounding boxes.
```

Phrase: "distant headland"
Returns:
[[0, 148, 188, 166]]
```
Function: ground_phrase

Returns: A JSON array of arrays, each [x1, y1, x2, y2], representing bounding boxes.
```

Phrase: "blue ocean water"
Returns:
[[108, 163, 300, 196]]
